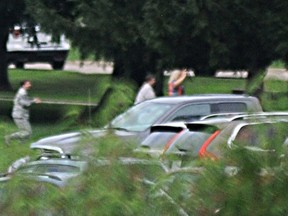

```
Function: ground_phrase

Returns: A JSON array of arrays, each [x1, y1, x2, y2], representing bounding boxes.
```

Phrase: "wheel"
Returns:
[[15, 62, 24, 69], [52, 61, 65, 70]]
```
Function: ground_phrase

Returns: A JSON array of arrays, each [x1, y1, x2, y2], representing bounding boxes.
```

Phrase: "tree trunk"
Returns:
[[111, 47, 162, 99], [112, 56, 125, 78], [246, 68, 265, 100], [0, 28, 12, 90]]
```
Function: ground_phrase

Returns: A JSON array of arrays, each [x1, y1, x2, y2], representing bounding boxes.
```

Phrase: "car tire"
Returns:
[[15, 62, 24, 69], [52, 61, 65, 70]]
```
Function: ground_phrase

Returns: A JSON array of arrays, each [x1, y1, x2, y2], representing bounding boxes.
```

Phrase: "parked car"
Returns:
[[109, 94, 262, 141], [200, 112, 288, 160], [134, 121, 188, 158], [0, 156, 168, 189], [137, 112, 288, 167], [135, 115, 235, 168], [7, 24, 70, 70], [30, 94, 263, 156], [155, 112, 288, 161], [0, 158, 87, 188]]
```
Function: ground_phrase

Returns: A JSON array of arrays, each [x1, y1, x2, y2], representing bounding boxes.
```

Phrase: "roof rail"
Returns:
[[200, 112, 247, 120], [230, 112, 288, 121]]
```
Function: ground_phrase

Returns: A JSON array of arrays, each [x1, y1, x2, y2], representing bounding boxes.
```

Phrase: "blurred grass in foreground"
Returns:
[[1, 131, 288, 215]]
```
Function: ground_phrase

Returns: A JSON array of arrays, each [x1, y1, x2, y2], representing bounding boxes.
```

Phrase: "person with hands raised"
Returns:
[[168, 68, 188, 96]]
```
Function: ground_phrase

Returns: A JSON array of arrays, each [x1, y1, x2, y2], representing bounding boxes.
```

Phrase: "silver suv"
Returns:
[[7, 24, 70, 70]]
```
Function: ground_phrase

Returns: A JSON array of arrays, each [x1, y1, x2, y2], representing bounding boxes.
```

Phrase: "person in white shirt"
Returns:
[[134, 74, 156, 104]]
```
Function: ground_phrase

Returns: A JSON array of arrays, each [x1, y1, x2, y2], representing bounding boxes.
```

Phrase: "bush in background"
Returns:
[[79, 79, 137, 128], [42, 78, 137, 131]]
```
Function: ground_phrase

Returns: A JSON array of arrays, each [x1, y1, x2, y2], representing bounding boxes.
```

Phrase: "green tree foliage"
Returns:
[[23, 0, 288, 93], [143, 0, 288, 77], [25, 0, 161, 88], [141, 0, 288, 94]]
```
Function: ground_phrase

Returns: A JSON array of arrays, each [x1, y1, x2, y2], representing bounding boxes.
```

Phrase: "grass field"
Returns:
[[0, 68, 287, 172], [3, 69, 111, 102]]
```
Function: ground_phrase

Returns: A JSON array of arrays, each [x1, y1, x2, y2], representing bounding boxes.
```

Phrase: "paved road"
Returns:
[[9, 61, 113, 74], [9, 61, 288, 80], [216, 68, 288, 81]]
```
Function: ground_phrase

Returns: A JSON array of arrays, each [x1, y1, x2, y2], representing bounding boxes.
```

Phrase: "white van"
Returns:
[[7, 24, 70, 70]]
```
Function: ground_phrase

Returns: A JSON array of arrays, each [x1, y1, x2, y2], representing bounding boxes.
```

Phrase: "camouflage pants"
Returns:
[[8, 118, 32, 140]]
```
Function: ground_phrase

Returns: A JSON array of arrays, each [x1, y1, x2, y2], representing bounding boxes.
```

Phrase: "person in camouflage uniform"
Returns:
[[5, 80, 41, 144]]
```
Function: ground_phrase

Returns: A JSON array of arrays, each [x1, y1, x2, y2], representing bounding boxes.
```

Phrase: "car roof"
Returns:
[[147, 94, 257, 104], [198, 112, 288, 122], [227, 112, 288, 121], [186, 112, 288, 129]]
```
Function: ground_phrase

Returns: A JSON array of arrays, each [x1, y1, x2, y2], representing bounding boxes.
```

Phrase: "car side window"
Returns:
[[170, 104, 211, 121], [234, 123, 288, 149], [211, 103, 247, 113], [234, 126, 258, 146]]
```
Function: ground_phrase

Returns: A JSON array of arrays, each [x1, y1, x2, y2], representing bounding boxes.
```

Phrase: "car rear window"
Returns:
[[141, 131, 181, 150], [170, 102, 248, 122], [211, 103, 247, 113], [167, 130, 213, 157]]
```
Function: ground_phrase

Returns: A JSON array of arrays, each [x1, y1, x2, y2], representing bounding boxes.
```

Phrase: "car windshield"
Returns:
[[109, 101, 174, 132]]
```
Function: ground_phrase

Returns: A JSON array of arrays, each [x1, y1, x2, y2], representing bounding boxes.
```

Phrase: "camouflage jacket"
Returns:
[[12, 87, 34, 119]]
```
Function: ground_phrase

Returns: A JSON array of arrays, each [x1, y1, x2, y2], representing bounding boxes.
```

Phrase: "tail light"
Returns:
[[162, 129, 186, 155], [199, 130, 221, 160]]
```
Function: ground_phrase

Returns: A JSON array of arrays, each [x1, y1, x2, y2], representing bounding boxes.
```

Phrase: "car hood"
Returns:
[[30, 129, 139, 155]]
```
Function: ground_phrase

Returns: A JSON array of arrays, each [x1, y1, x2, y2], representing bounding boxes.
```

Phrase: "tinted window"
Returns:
[[170, 103, 248, 122], [167, 129, 216, 157], [141, 131, 181, 150], [211, 103, 247, 113], [234, 122, 288, 148], [170, 104, 211, 121]]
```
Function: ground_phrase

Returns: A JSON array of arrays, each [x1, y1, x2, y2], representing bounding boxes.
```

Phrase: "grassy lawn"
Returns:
[[67, 47, 95, 61], [0, 118, 68, 173], [0, 56, 287, 213], [0, 68, 287, 172], [3, 69, 111, 102], [179, 76, 246, 95]]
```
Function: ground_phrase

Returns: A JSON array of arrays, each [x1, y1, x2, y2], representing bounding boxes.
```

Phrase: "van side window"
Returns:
[[211, 103, 247, 113], [170, 104, 211, 121]]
